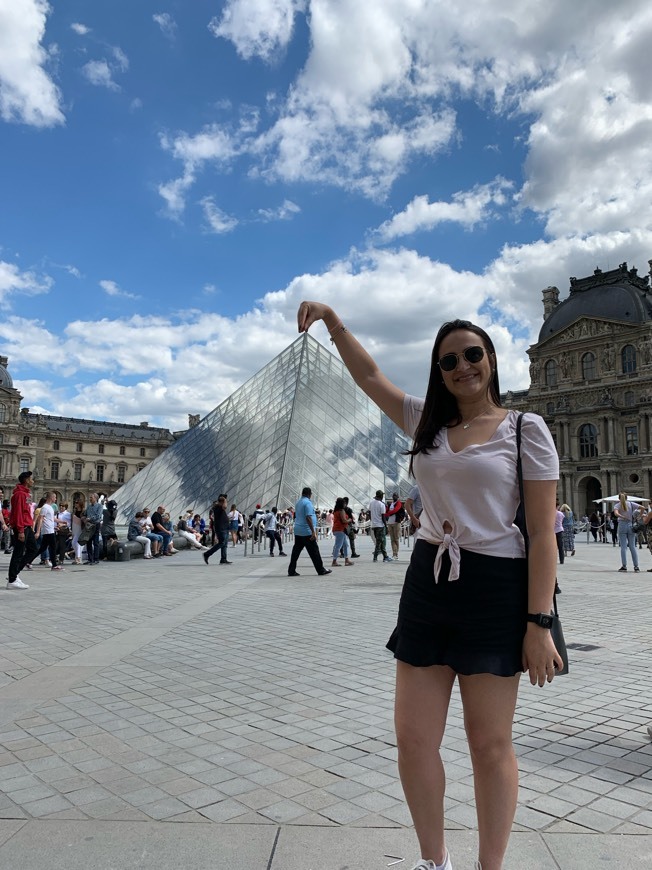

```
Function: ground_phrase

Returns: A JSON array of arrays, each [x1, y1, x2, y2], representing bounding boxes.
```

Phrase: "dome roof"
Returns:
[[0, 356, 13, 390], [539, 263, 652, 342]]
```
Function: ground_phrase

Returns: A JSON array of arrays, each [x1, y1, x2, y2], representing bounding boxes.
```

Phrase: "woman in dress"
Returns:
[[297, 302, 561, 870]]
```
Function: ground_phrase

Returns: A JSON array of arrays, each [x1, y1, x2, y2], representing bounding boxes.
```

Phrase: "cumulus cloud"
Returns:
[[0, 260, 53, 305], [81, 47, 128, 91], [376, 178, 513, 241], [153, 12, 177, 40], [0, 0, 64, 126], [209, 0, 306, 60], [70, 22, 90, 36], [257, 199, 301, 221]]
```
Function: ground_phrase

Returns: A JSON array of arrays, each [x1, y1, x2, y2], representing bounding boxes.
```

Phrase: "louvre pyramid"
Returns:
[[113, 333, 413, 521]]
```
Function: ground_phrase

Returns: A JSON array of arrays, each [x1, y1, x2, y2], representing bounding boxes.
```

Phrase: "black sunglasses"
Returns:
[[437, 345, 486, 372]]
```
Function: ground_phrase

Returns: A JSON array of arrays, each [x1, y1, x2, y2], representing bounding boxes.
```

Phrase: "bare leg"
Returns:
[[395, 662, 456, 864], [459, 673, 521, 870]]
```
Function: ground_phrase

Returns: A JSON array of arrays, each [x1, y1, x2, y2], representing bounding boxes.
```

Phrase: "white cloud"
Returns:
[[99, 279, 139, 300], [209, 0, 306, 61], [0, 0, 64, 126], [200, 197, 238, 234], [257, 199, 301, 221], [0, 260, 52, 305], [81, 47, 128, 91], [82, 60, 119, 91], [70, 22, 90, 36], [153, 13, 177, 40], [376, 178, 513, 241]]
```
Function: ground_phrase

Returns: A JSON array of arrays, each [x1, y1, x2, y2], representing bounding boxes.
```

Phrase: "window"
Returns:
[[546, 402, 554, 415], [74, 462, 82, 481], [76, 442, 83, 452], [51, 461, 60, 480], [22, 436, 30, 447], [579, 423, 598, 459], [119, 445, 126, 456], [53, 440, 60, 450], [622, 344, 637, 373], [19, 458, 29, 474], [581, 352, 596, 380], [0, 404, 5, 423], [98, 444, 104, 454], [625, 426, 638, 455], [139, 447, 146, 457], [117, 465, 126, 484], [624, 391, 635, 407], [96, 464, 105, 483], [544, 359, 557, 386]]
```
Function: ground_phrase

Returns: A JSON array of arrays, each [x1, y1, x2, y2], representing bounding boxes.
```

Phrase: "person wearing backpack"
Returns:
[[386, 491, 405, 560]]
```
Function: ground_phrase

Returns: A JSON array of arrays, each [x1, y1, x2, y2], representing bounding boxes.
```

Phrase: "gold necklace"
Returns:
[[461, 405, 494, 430]]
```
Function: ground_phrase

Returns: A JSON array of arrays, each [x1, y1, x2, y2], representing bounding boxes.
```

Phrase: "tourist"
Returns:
[[342, 497, 360, 558], [139, 509, 163, 557], [227, 504, 241, 546], [128, 512, 153, 558], [263, 506, 287, 557], [176, 514, 207, 550], [151, 505, 174, 556], [1, 496, 11, 554], [386, 491, 405, 560], [7, 470, 37, 589], [406, 484, 422, 534], [83, 493, 103, 565], [369, 489, 391, 563], [101, 500, 118, 560], [614, 492, 640, 572], [33, 491, 65, 572], [331, 497, 353, 567], [298, 301, 561, 870], [554, 502, 565, 564], [560, 503, 575, 556], [203, 496, 231, 565], [287, 487, 332, 577]]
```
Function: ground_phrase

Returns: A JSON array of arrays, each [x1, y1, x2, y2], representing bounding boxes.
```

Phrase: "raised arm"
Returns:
[[298, 301, 406, 429]]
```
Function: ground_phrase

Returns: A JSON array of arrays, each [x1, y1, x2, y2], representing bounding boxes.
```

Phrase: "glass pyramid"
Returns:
[[113, 333, 413, 520]]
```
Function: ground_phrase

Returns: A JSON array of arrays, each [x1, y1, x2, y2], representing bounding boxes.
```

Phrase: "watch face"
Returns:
[[540, 614, 554, 629]]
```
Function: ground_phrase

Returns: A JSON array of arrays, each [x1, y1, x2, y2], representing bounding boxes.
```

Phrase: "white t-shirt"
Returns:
[[369, 498, 386, 528], [403, 395, 559, 560], [39, 503, 55, 534]]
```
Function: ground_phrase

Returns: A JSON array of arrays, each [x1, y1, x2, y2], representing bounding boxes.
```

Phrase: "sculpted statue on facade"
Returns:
[[529, 360, 539, 384]]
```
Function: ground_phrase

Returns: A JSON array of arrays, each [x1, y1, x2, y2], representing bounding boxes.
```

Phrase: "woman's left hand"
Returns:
[[522, 628, 564, 687]]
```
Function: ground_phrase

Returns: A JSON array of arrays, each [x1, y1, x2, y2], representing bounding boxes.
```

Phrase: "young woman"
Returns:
[[613, 492, 640, 572], [297, 301, 561, 870], [331, 497, 353, 567]]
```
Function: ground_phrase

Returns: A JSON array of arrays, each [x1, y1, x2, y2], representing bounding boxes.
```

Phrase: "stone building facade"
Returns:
[[0, 356, 176, 504], [503, 262, 652, 515]]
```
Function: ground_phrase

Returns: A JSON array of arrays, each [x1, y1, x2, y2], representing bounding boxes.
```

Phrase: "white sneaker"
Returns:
[[410, 854, 452, 870], [7, 577, 29, 589]]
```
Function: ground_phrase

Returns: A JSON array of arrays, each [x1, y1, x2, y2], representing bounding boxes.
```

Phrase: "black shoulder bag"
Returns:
[[516, 413, 569, 675]]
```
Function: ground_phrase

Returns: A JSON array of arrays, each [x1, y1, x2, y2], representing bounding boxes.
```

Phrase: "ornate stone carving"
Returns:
[[529, 361, 539, 384]]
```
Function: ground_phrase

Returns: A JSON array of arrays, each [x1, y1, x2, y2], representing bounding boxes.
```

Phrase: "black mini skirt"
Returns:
[[386, 539, 528, 677]]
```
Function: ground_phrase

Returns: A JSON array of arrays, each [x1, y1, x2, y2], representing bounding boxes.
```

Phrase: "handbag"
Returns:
[[516, 413, 569, 675], [78, 521, 96, 545]]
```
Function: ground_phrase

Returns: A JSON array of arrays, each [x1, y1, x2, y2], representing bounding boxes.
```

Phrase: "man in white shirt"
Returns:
[[369, 490, 392, 563], [33, 491, 65, 571], [263, 507, 287, 557]]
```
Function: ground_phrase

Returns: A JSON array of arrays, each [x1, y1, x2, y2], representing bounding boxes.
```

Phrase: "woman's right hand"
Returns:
[[297, 301, 335, 333]]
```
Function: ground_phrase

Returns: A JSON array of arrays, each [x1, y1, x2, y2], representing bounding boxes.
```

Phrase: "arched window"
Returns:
[[624, 391, 636, 407], [622, 345, 636, 373], [544, 359, 557, 386], [581, 352, 596, 380], [579, 423, 598, 458], [22, 435, 30, 447]]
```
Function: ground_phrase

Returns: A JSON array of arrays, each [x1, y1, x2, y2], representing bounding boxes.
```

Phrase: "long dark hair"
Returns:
[[407, 319, 502, 475], [334, 497, 345, 512]]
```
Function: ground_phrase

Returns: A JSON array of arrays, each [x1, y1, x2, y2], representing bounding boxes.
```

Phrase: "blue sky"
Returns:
[[1, 1, 652, 430]]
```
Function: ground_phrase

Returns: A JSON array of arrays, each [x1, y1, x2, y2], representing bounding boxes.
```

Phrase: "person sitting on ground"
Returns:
[[128, 512, 153, 559]]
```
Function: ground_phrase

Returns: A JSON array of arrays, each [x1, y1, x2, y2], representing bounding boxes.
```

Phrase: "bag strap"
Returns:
[[516, 412, 558, 614]]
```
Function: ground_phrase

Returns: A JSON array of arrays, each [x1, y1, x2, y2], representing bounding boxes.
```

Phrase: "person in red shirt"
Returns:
[[7, 470, 37, 590]]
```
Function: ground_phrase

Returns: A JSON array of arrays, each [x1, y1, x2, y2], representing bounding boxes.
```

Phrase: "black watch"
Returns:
[[527, 612, 554, 629]]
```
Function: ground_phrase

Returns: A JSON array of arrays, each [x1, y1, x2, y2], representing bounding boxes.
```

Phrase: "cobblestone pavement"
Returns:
[[0, 533, 651, 868]]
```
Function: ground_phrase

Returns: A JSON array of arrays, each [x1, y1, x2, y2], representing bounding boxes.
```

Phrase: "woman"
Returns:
[[614, 492, 640, 572], [589, 511, 600, 542], [228, 504, 240, 547], [298, 302, 561, 870], [560, 504, 575, 556], [128, 512, 153, 558], [331, 497, 353, 567], [56, 502, 72, 566], [101, 500, 118, 560], [71, 494, 85, 565], [643, 508, 652, 571]]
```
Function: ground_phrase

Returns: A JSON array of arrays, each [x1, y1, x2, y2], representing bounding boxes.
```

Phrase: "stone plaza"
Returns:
[[0, 532, 650, 868]]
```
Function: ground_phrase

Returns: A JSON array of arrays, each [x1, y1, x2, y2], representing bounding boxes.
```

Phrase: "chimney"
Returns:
[[542, 286, 560, 319]]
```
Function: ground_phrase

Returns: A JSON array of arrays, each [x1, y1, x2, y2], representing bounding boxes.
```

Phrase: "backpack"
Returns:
[[394, 505, 406, 523]]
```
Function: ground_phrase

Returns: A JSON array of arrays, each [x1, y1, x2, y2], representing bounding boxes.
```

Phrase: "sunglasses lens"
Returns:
[[466, 346, 484, 364], [439, 354, 457, 371]]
